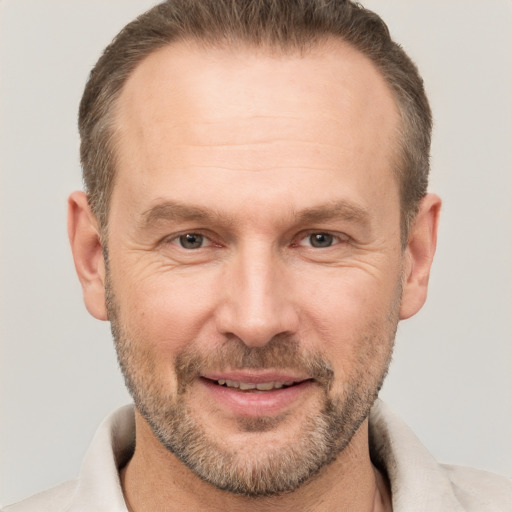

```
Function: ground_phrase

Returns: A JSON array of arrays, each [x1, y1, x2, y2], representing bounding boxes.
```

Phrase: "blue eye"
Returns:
[[308, 233, 335, 248], [178, 233, 205, 249]]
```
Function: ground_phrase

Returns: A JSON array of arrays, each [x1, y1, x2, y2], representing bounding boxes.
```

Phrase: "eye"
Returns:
[[308, 233, 334, 248], [298, 232, 346, 248], [175, 233, 208, 249]]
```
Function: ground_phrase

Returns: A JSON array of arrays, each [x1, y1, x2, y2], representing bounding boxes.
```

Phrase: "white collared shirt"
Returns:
[[4, 401, 512, 511]]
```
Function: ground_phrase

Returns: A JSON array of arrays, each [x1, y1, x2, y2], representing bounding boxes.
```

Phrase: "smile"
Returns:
[[199, 374, 315, 417], [214, 379, 299, 391]]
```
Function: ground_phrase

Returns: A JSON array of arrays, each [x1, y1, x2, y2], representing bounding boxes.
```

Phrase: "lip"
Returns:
[[202, 370, 310, 383], [199, 373, 314, 417]]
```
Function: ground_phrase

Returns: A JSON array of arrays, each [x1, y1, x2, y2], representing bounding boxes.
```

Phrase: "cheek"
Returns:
[[301, 266, 399, 324], [112, 263, 221, 356], [296, 266, 400, 364]]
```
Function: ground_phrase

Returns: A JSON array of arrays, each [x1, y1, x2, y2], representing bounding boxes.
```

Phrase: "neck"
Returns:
[[121, 412, 392, 512]]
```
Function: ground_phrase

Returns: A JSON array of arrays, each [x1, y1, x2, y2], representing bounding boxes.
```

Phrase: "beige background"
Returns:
[[1, 0, 511, 506]]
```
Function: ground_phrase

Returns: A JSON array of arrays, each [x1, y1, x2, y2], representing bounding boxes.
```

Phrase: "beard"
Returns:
[[106, 267, 400, 497]]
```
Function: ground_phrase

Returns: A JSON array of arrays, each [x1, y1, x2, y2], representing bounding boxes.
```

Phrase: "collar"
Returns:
[[67, 400, 467, 511]]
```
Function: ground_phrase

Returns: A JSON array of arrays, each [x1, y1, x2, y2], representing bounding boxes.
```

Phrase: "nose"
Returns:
[[215, 241, 299, 347]]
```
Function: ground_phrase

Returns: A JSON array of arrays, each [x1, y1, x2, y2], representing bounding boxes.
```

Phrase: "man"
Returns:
[[4, 0, 511, 510]]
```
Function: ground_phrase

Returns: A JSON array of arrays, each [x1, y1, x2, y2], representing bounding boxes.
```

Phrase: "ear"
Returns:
[[68, 191, 108, 321], [400, 193, 442, 320]]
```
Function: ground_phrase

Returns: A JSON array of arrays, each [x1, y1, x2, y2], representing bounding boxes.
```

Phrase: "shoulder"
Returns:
[[2, 405, 134, 512], [369, 400, 512, 511], [442, 464, 512, 511], [2, 480, 77, 512]]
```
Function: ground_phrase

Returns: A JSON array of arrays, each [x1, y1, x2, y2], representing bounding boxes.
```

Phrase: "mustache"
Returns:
[[174, 335, 334, 393]]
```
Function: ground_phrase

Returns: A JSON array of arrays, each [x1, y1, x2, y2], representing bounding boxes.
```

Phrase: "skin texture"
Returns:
[[68, 40, 440, 511]]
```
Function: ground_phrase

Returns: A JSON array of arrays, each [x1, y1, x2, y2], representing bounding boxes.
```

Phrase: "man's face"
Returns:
[[107, 41, 404, 495]]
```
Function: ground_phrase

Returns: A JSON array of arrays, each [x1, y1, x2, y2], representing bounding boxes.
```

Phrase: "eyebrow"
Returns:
[[295, 200, 371, 228], [140, 201, 233, 229], [139, 199, 371, 230]]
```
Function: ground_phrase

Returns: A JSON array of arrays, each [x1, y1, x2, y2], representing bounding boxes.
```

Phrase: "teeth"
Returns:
[[255, 382, 274, 391], [239, 382, 257, 390], [216, 379, 296, 390]]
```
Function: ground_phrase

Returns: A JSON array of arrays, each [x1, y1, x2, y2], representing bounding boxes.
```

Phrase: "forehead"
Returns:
[[118, 40, 398, 140], [112, 39, 401, 221]]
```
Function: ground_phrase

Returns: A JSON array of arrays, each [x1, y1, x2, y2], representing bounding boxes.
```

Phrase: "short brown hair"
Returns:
[[79, 0, 431, 243]]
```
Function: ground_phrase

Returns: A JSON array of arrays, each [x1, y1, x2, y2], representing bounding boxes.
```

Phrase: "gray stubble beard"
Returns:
[[105, 258, 399, 497]]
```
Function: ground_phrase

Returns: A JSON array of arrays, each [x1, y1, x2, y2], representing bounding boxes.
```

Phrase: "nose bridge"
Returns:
[[216, 238, 297, 347]]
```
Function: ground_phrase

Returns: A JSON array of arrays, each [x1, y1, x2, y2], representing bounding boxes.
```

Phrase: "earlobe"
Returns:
[[68, 191, 108, 321], [399, 193, 442, 320]]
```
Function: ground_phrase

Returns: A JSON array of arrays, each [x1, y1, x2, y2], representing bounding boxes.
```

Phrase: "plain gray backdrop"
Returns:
[[1, 0, 511, 506]]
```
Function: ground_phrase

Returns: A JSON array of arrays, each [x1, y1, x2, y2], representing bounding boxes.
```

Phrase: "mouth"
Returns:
[[206, 378, 305, 391], [198, 372, 315, 417]]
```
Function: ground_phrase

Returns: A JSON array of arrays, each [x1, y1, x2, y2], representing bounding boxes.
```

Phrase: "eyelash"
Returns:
[[295, 232, 349, 248], [164, 230, 349, 250], [166, 232, 217, 250]]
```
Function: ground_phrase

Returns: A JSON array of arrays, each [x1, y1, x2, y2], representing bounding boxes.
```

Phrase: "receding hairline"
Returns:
[[84, 13, 427, 252], [80, 0, 431, 251], [108, 35, 405, 211]]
